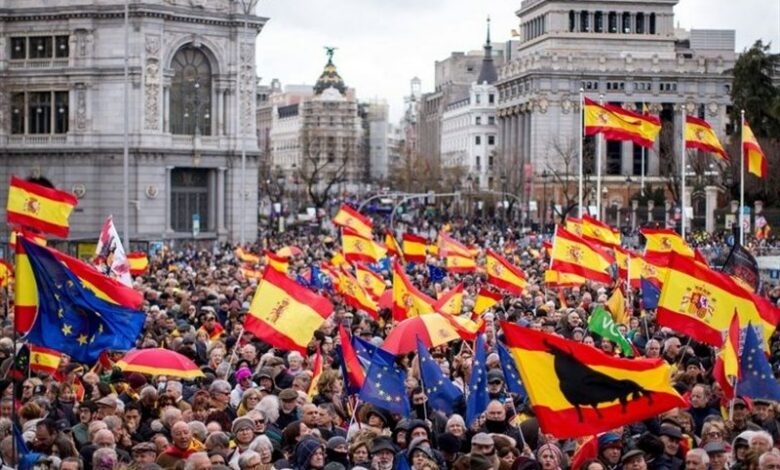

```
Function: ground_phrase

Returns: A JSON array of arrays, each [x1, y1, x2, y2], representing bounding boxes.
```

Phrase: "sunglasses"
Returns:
[[488, 380, 503, 385]]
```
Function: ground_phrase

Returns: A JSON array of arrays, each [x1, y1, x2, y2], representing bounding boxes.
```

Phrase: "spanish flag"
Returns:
[[656, 252, 779, 347], [485, 249, 528, 295], [29, 345, 61, 375], [614, 247, 633, 283], [332, 204, 373, 239], [743, 120, 767, 178], [342, 228, 386, 264], [245, 267, 333, 353], [337, 268, 379, 319], [721, 311, 741, 381], [127, 252, 149, 276], [240, 264, 263, 281], [685, 116, 728, 160], [641, 228, 695, 258], [235, 247, 261, 264], [544, 269, 587, 288], [584, 98, 662, 148], [14, 238, 144, 334], [550, 226, 615, 285], [434, 284, 463, 315], [0, 260, 12, 288], [355, 263, 386, 297], [606, 286, 628, 325], [392, 261, 436, 321], [473, 287, 503, 316], [402, 233, 428, 264], [6, 176, 78, 238], [627, 252, 668, 289], [9, 229, 47, 251], [565, 217, 584, 237], [444, 253, 477, 273], [385, 230, 401, 258], [438, 232, 472, 258], [307, 347, 323, 399], [502, 322, 685, 438], [265, 251, 289, 273], [580, 215, 621, 248]]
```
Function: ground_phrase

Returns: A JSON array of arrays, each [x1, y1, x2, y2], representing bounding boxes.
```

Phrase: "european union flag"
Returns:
[[466, 334, 489, 425], [359, 347, 411, 416], [309, 265, 332, 290], [21, 240, 146, 364], [368, 257, 391, 274], [497, 341, 527, 397], [353, 336, 395, 370], [738, 323, 780, 401], [417, 337, 463, 414], [641, 278, 660, 310], [15, 424, 42, 470], [295, 273, 311, 289], [396, 453, 412, 470], [428, 264, 446, 283]]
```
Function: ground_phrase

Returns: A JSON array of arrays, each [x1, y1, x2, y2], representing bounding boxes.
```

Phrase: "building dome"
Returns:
[[314, 48, 347, 96]]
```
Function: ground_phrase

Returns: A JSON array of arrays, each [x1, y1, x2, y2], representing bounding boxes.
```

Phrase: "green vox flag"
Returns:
[[588, 306, 634, 357]]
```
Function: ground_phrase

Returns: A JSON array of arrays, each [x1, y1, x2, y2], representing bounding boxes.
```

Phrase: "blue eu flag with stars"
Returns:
[[21, 240, 146, 364], [466, 334, 489, 425], [359, 347, 411, 416], [417, 337, 463, 414], [427, 264, 447, 283], [737, 323, 780, 401], [497, 341, 527, 397]]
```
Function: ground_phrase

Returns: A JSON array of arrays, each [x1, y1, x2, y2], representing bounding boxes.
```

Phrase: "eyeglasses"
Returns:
[[488, 380, 503, 385], [254, 420, 266, 425], [707, 431, 723, 438]]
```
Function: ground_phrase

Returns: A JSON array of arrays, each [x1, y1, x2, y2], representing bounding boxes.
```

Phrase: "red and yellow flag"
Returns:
[[332, 204, 373, 239], [434, 284, 463, 315], [544, 269, 587, 288], [240, 264, 263, 281], [402, 233, 428, 264], [473, 287, 503, 316], [438, 232, 472, 258], [584, 98, 662, 148], [127, 252, 149, 276], [614, 246, 633, 282], [355, 263, 386, 297], [0, 260, 12, 288], [245, 267, 333, 353], [6, 176, 78, 238], [14, 238, 144, 334], [444, 253, 477, 273], [9, 229, 47, 251], [656, 252, 779, 347], [627, 252, 668, 289], [564, 217, 584, 237], [485, 249, 528, 295], [265, 251, 289, 273], [581, 215, 621, 248], [743, 120, 767, 178], [235, 247, 261, 264], [722, 311, 741, 381], [342, 228, 386, 264], [641, 228, 695, 258], [685, 116, 728, 160], [308, 347, 323, 399], [550, 226, 615, 285], [606, 286, 628, 325], [385, 230, 401, 258], [502, 321, 685, 438], [337, 268, 379, 319], [29, 345, 61, 376], [392, 261, 436, 321]]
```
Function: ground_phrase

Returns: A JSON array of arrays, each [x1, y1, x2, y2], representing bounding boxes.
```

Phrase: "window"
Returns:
[[633, 144, 648, 175], [608, 12, 617, 33], [170, 46, 213, 135], [170, 168, 210, 233], [475, 136, 481, 145], [474, 94, 481, 104], [489, 155, 494, 167], [606, 141, 622, 175], [594, 12, 603, 33], [580, 11, 589, 32], [29, 36, 53, 59], [488, 116, 495, 125], [636, 13, 645, 34], [606, 82, 625, 91], [488, 135, 495, 145], [660, 82, 677, 92], [476, 116, 482, 125], [582, 81, 599, 91], [10, 37, 26, 60], [649, 13, 656, 34], [55, 35, 69, 58], [29, 92, 52, 134], [54, 91, 68, 134], [569, 10, 575, 32], [622, 12, 631, 33], [476, 156, 481, 169], [634, 81, 652, 92], [11, 93, 25, 134], [488, 94, 495, 104]]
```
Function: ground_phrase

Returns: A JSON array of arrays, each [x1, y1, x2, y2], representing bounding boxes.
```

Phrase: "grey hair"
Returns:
[[140, 385, 158, 400], [183, 452, 210, 470], [204, 431, 230, 451], [102, 415, 123, 432], [160, 406, 182, 427], [251, 434, 273, 453], [210, 379, 232, 394], [686, 449, 709, 466], [92, 447, 117, 469], [759, 451, 780, 468], [255, 395, 280, 424], [166, 380, 183, 395], [238, 450, 261, 469], [750, 430, 774, 448], [188, 421, 208, 442]]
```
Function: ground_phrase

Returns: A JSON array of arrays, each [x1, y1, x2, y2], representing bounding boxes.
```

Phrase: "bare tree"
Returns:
[[298, 129, 350, 209], [544, 136, 595, 221]]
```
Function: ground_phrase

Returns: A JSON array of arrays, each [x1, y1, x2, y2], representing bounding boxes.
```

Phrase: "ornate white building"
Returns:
[[496, 0, 735, 226], [0, 0, 264, 243]]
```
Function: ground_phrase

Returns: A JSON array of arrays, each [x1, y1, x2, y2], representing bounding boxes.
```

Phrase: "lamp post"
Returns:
[[237, 0, 259, 244], [541, 170, 549, 232], [625, 175, 633, 230], [500, 173, 508, 224]]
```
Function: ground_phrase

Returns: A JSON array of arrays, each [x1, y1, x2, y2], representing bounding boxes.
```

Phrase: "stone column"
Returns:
[[704, 186, 719, 233], [217, 167, 227, 236], [647, 200, 655, 223], [631, 199, 639, 230], [683, 186, 692, 230], [164, 166, 174, 234]]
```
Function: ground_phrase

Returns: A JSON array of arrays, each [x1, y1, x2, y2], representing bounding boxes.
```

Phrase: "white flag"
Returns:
[[95, 215, 132, 286]]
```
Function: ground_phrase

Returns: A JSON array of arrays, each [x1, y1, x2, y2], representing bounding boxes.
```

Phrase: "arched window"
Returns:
[[170, 46, 212, 135], [569, 10, 575, 32], [636, 12, 645, 34], [649, 13, 656, 34], [622, 12, 631, 33], [608, 12, 617, 33], [580, 10, 589, 32], [594, 11, 603, 32]]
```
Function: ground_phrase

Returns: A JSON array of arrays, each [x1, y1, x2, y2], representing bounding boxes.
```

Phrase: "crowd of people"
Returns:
[[1, 212, 780, 470]]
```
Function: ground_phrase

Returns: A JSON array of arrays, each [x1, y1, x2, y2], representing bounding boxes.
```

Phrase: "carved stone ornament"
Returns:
[[561, 99, 572, 114], [163, 0, 228, 10], [0, 89, 6, 131], [145, 185, 159, 199], [537, 97, 549, 114], [707, 102, 719, 116], [72, 184, 87, 199], [76, 85, 87, 131], [144, 35, 161, 131]]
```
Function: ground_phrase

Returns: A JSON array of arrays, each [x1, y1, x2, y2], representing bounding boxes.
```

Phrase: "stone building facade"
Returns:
[[0, 0, 264, 243], [496, 0, 735, 225]]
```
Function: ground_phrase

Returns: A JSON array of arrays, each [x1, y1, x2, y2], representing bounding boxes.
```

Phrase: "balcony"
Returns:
[[7, 135, 67, 145], [8, 58, 69, 69]]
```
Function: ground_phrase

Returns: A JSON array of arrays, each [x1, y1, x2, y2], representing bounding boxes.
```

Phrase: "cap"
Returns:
[[621, 449, 645, 464], [471, 432, 494, 446], [235, 367, 252, 382], [370, 436, 395, 454], [232, 417, 254, 434], [279, 388, 298, 401], [437, 433, 460, 454], [731, 397, 748, 408], [703, 441, 727, 455], [659, 426, 682, 440], [132, 442, 157, 454], [327, 436, 347, 450], [470, 453, 494, 470], [753, 398, 774, 406], [127, 372, 147, 390], [487, 369, 504, 383], [96, 395, 118, 408], [598, 433, 622, 449], [406, 437, 433, 460], [257, 368, 274, 380]]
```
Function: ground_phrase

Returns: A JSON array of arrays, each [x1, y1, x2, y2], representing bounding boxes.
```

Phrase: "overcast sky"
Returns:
[[255, 0, 780, 122]]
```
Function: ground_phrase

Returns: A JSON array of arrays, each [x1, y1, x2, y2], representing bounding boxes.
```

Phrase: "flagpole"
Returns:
[[641, 101, 646, 195], [122, 0, 130, 248], [578, 88, 584, 218], [728, 378, 738, 420], [596, 94, 604, 220], [680, 106, 687, 238], [739, 109, 745, 246]]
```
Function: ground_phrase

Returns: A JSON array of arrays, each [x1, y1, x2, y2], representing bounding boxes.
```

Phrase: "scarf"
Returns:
[[163, 439, 205, 459]]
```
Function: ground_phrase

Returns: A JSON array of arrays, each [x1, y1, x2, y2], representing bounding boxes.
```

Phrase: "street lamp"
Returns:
[[625, 175, 633, 229], [541, 170, 549, 232], [500, 173, 508, 223]]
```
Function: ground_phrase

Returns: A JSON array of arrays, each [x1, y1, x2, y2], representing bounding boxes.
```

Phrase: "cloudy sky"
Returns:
[[255, 0, 779, 122]]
